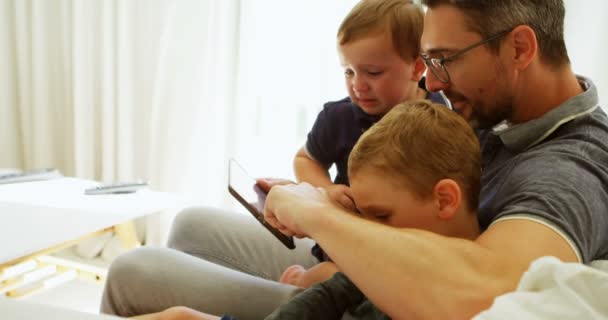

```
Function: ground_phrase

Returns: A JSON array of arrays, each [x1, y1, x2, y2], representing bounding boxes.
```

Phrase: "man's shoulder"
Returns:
[[493, 109, 608, 262], [529, 107, 608, 156]]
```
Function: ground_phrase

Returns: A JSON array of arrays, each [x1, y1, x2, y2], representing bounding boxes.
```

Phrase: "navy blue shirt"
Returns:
[[305, 79, 446, 186]]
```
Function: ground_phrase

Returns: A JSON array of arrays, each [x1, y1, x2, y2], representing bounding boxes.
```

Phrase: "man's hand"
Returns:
[[324, 184, 356, 212], [255, 178, 295, 193], [263, 182, 332, 238]]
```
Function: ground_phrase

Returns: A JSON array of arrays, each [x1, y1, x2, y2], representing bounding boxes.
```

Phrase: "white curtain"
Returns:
[[0, 0, 354, 247], [0, 0, 240, 246]]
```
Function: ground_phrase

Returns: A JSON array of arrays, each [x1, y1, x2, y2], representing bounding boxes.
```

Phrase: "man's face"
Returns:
[[421, 5, 514, 129], [338, 31, 421, 116], [350, 168, 444, 234]]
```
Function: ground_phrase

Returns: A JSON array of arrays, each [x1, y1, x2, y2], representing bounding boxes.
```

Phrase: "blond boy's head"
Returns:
[[348, 100, 481, 237], [338, 0, 423, 62]]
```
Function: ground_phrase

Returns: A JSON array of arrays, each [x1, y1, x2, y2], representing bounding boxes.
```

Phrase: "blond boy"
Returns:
[[136, 100, 479, 320]]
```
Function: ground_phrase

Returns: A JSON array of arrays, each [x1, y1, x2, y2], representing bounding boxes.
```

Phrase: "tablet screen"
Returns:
[[228, 159, 295, 249]]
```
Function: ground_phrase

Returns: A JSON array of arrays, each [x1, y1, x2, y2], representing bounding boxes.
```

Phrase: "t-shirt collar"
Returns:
[[495, 75, 600, 151]]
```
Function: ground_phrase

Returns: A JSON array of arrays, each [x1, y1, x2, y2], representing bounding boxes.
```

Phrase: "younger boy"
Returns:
[[134, 99, 480, 320], [287, 0, 447, 289]]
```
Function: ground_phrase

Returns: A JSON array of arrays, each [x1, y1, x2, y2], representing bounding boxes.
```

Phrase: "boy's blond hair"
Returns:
[[348, 100, 481, 211], [338, 0, 423, 62]]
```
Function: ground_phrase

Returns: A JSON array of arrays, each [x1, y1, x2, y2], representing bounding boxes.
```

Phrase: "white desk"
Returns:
[[0, 299, 123, 319], [0, 177, 190, 297]]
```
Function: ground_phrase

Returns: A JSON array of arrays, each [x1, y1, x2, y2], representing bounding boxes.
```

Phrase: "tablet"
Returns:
[[228, 159, 295, 249]]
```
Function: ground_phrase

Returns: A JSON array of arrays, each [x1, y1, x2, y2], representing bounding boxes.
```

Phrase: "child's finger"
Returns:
[[339, 194, 356, 211]]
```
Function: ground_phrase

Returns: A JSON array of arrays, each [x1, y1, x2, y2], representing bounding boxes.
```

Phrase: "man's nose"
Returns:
[[425, 71, 449, 93]]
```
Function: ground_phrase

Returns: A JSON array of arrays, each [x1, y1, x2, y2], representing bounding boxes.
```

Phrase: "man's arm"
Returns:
[[264, 183, 577, 319]]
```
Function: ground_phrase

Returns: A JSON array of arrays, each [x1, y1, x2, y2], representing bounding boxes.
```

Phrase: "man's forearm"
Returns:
[[306, 211, 519, 319]]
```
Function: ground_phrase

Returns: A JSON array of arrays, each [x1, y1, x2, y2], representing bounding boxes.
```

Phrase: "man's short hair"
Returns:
[[422, 0, 570, 68], [338, 0, 424, 62], [348, 100, 481, 211]]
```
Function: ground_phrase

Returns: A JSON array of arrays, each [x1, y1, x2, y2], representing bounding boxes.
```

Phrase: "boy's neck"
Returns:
[[449, 208, 480, 240]]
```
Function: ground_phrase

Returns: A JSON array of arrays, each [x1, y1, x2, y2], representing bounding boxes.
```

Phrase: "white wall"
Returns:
[[564, 0, 608, 108]]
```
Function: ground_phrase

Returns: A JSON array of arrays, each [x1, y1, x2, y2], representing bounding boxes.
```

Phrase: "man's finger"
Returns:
[[256, 178, 295, 192]]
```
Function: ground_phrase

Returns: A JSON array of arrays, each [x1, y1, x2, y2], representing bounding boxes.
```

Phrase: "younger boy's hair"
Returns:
[[338, 0, 424, 62], [348, 100, 481, 211]]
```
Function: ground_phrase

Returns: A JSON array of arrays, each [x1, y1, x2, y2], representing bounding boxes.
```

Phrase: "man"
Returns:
[[263, 1, 608, 319]]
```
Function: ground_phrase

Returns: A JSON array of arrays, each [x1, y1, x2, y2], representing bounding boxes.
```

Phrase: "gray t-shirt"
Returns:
[[477, 76, 608, 263]]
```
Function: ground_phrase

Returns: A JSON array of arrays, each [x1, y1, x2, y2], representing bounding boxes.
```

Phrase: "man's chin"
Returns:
[[467, 118, 481, 129], [452, 104, 482, 129], [469, 115, 504, 130], [452, 100, 473, 118]]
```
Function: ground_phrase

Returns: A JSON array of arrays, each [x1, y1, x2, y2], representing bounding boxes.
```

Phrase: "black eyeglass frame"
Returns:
[[421, 29, 513, 84]]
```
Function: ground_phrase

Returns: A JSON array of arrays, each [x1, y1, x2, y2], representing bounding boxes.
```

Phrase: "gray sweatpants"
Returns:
[[100, 206, 319, 320]]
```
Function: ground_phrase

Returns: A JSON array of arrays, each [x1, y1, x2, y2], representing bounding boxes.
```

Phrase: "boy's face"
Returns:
[[350, 168, 444, 234], [338, 31, 421, 116]]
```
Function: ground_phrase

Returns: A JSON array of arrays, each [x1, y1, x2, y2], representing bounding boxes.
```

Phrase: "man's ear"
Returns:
[[506, 25, 537, 70], [433, 179, 461, 220], [411, 56, 426, 82]]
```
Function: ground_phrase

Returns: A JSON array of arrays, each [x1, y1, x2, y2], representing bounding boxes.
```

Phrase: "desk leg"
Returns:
[[0, 229, 113, 298], [114, 221, 141, 249]]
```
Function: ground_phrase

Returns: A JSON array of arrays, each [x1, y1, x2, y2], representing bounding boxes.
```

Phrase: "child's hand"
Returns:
[[280, 262, 339, 288], [279, 264, 307, 287], [324, 184, 356, 212]]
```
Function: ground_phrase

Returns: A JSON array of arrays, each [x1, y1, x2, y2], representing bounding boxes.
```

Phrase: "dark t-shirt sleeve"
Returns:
[[263, 272, 365, 320], [491, 145, 608, 263], [305, 102, 341, 168]]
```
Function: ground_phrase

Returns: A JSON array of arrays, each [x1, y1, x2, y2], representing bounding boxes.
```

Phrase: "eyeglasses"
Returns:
[[421, 29, 513, 84]]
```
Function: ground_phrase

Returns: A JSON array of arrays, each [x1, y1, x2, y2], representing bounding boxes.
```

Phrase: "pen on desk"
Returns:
[[84, 182, 149, 195]]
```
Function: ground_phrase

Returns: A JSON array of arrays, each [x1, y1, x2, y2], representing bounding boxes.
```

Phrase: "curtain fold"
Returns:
[[0, 0, 241, 248]]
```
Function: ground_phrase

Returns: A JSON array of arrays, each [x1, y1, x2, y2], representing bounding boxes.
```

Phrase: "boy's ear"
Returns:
[[433, 179, 461, 220], [411, 56, 426, 82]]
